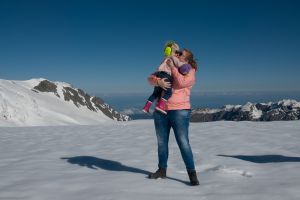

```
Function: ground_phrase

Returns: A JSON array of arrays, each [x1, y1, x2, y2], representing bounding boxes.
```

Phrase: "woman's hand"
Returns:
[[157, 78, 171, 90]]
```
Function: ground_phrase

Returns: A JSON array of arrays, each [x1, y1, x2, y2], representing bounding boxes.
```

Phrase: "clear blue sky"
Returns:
[[1, 0, 300, 94]]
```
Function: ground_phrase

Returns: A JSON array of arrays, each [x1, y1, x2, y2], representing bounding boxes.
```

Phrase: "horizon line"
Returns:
[[91, 90, 300, 96]]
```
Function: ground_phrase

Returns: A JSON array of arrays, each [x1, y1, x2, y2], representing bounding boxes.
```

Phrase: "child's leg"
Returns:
[[161, 86, 172, 100], [144, 71, 171, 114], [155, 75, 173, 115], [143, 86, 163, 113], [148, 86, 163, 102], [160, 76, 173, 101]]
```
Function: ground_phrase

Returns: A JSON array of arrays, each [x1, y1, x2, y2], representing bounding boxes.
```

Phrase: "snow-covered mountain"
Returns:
[[0, 78, 130, 127], [191, 99, 300, 122]]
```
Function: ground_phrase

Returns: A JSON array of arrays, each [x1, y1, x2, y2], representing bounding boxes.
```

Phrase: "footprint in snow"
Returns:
[[203, 165, 253, 178]]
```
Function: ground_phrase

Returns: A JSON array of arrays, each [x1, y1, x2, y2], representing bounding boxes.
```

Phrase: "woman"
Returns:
[[147, 49, 200, 186]]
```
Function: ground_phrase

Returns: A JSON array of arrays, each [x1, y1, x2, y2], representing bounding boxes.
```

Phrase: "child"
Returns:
[[142, 41, 192, 114]]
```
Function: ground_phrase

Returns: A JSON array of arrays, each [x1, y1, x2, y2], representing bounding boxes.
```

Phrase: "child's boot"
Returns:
[[142, 100, 152, 113], [155, 98, 167, 114]]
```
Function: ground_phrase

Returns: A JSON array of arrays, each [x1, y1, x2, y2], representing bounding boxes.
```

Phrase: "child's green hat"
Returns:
[[164, 41, 179, 57]]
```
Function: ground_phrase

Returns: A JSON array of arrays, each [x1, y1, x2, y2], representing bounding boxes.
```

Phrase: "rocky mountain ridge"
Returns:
[[191, 99, 300, 122], [32, 79, 130, 121]]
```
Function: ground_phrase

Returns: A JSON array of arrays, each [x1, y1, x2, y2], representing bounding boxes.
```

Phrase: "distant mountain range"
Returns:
[[1, 78, 299, 126], [191, 99, 300, 122], [0, 78, 130, 127]]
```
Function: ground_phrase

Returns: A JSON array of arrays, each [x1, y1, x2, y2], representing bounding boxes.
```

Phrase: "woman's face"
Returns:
[[178, 50, 188, 62]]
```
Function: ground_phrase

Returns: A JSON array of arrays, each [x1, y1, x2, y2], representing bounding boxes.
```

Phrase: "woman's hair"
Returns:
[[183, 48, 198, 71]]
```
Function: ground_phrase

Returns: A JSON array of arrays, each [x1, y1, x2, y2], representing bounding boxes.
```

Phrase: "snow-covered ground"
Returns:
[[1, 120, 300, 200]]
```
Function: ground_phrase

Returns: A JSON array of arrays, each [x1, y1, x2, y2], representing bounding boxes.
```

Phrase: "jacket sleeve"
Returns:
[[171, 67, 195, 89]]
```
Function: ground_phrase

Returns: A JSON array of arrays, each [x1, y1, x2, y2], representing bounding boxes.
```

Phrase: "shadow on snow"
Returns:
[[217, 154, 300, 163], [61, 156, 190, 185]]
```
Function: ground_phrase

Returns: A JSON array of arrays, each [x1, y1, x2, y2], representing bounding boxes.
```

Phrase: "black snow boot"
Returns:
[[187, 170, 200, 186], [148, 168, 167, 179]]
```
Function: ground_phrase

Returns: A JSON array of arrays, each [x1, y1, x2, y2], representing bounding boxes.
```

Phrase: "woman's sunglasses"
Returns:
[[175, 50, 183, 56]]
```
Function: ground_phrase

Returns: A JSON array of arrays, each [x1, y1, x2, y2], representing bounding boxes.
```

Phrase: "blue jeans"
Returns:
[[153, 109, 196, 171]]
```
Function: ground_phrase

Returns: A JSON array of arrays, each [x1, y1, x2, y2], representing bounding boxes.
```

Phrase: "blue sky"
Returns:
[[1, 0, 300, 94]]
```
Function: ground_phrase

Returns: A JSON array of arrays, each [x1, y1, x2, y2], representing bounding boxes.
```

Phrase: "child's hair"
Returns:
[[182, 48, 198, 71], [164, 41, 179, 57]]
